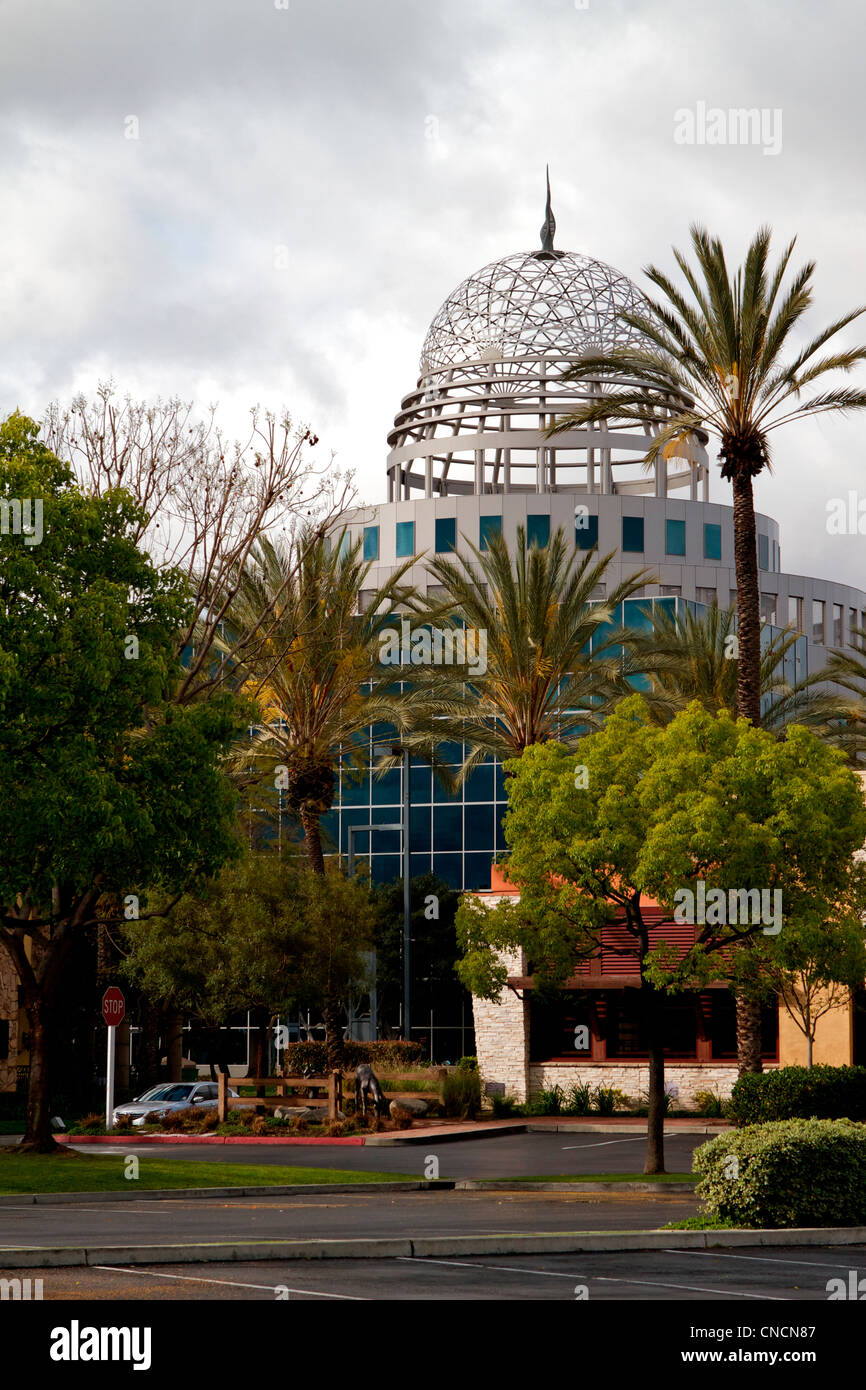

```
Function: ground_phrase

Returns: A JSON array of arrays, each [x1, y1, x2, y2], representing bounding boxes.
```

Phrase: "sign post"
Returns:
[[102, 987, 126, 1130]]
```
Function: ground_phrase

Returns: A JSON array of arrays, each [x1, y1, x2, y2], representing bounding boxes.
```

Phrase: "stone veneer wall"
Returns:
[[472, 943, 530, 1103], [529, 1062, 745, 1108]]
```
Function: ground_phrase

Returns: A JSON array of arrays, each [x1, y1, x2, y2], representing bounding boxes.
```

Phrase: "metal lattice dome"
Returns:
[[420, 248, 650, 375], [384, 177, 708, 503]]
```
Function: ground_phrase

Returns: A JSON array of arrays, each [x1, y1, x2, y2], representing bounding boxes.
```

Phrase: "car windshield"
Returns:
[[136, 1085, 193, 1103]]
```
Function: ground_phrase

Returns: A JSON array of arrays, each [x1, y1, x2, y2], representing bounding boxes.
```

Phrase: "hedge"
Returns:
[[693, 1118, 866, 1227], [281, 1040, 425, 1074], [728, 1065, 866, 1125]]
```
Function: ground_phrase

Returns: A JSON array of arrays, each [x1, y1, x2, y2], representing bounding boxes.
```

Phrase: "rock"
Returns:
[[394, 1096, 428, 1116], [274, 1105, 343, 1124], [389, 1101, 413, 1127]]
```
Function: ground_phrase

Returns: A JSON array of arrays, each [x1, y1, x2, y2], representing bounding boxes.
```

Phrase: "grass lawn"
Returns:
[[0, 1151, 416, 1195], [492, 1172, 695, 1183]]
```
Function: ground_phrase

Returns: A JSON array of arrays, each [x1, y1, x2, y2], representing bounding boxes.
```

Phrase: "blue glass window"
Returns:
[[704, 523, 722, 561], [363, 526, 379, 561], [758, 533, 769, 571], [622, 516, 644, 553], [435, 517, 456, 553], [396, 520, 415, 558], [575, 513, 599, 550], [666, 519, 686, 556], [479, 515, 502, 550], [526, 514, 550, 549]]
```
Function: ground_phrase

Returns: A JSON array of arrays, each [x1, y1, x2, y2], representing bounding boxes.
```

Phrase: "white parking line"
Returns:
[[95, 1266, 366, 1299], [399, 1256, 586, 1278], [400, 1256, 785, 1298], [595, 1275, 786, 1299], [666, 1248, 866, 1271], [561, 1138, 651, 1150]]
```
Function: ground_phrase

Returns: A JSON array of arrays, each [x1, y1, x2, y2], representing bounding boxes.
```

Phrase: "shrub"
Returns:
[[728, 1066, 866, 1126], [527, 1085, 564, 1116], [594, 1086, 628, 1115], [694, 1089, 725, 1118], [71, 1112, 105, 1135], [442, 1069, 482, 1119], [281, 1040, 424, 1075], [562, 1082, 594, 1116], [457, 1055, 478, 1072], [491, 1094, 521, 1118], [693, 1119, 866, 1227]]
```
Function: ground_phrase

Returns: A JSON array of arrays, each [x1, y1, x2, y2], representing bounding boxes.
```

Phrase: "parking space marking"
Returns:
[[560, 1138, 650, 1150], [95, 1266, 366, 1299], [595, 1275, 786, 1299], [399, 1257, 586, 1279], [665, 1248, 866, 1271]]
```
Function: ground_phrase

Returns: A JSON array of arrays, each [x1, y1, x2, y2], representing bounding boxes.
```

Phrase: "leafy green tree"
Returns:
[[456, 696, 866, 1173], [747, 916, 866, 1068], [0, 414, 248, 1150], [123, 853, 378, 1073]]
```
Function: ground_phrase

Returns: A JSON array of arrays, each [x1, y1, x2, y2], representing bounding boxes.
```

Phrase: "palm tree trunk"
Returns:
[[299, 806, 325, 875], [731, 471, 765, 1074], [298, 804, 344, 1067], [736, 995, 763, 1077], [731, 471, 762, 727]]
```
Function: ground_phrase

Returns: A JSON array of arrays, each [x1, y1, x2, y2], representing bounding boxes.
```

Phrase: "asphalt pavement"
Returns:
[[3, 1245, 863, 1300], [0, 1188, 700, 1250], [63, 1130, 705, 1179]]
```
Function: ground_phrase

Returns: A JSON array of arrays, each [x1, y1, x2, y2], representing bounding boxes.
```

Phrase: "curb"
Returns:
[[365, 1123, 527, 1146], [4, 1226, 866, 1269], [454, 1180, 697, 1194], [57, 1135, 367, 1147], [0, 1181, 452, 1207]]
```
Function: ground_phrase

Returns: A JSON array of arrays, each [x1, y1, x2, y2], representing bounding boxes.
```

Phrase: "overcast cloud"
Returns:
[[1, 0, 864, 587]]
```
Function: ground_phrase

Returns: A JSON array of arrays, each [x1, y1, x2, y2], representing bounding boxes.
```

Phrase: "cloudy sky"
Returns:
[[1, 0, 864, 587]]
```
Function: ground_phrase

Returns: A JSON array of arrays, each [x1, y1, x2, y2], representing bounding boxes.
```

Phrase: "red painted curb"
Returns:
[[57, 1134, 367, 1147]]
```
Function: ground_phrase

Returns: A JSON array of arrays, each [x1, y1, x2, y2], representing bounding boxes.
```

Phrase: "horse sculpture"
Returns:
[[354, 1063, 389, 1118]]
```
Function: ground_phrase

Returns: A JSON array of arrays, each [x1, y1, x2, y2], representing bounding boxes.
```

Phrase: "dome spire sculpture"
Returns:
[[536, 165, 563, 261]]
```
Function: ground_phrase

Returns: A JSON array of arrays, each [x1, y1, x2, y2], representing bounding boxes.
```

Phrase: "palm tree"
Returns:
[[405, 524, 652, 780], [547, 225, 866, 1074], [629, 600, 842, 733], [548, 225, 866, 729], [821, 627, 866, 764], [224, 528, 418, 1065]]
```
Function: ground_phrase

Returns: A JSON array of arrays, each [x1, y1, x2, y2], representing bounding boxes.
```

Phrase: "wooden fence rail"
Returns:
[[216, 1068, 448, 1123], [217, 1072, 342, 1123]]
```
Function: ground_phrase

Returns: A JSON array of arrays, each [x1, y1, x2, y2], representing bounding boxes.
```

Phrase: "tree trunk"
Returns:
[[20, 1001, 60, 1153], [729, 470, 763, 1076], [731, 471, 762, 727], [300, 806, 325, 875], [322, 994, 345, 1073], [736, 996, 763, 1077], [642, 981, 666, 1175]]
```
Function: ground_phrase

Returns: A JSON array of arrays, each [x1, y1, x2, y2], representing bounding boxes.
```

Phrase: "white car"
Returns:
[[112, 1081, 237, 1127]]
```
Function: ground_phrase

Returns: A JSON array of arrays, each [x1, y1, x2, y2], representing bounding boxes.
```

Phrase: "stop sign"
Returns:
[[102, 987, 125, 1027]]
